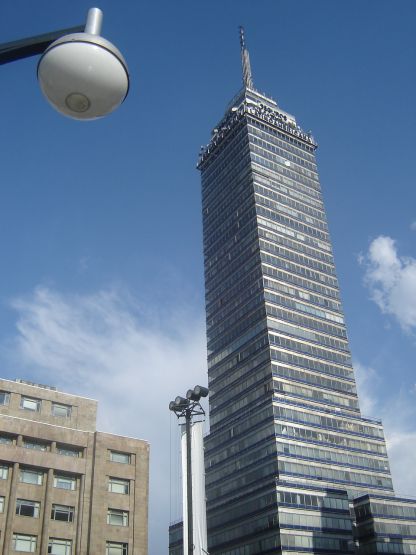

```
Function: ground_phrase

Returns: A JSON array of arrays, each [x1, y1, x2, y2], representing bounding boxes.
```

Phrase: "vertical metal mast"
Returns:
[[239, 26, 254, 90]]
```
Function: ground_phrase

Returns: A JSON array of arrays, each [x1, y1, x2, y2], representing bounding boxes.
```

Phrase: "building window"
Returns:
[[51, 504, 74, 522], [109, 451, 131, 464], [47, 538, 72, 555], [51, 403, 72, 418], [20, 396, 41, 412], [106, 542, 128, 555], [0, 496, 4, 512], [56, 444, 82, 458], [16, 499, 40, 518], [12, 533, 37, 552], [20, 469, 43, 485], [107, 508, 129, 526], [53, 474, 76, 491], [0, 434, 13, 445], [23, 439, 48, 451], [0, 465, 8, 479], [0, 390, 10, 405], [108, 477, 129, 495]]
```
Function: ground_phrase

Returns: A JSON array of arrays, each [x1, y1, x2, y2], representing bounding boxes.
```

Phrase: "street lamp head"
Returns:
[[37, 8, 129, 120]]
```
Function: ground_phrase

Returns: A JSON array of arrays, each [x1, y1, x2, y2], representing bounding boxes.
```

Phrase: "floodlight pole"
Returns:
[[185, 406, 193, 555], [169, 386, 209, 555]]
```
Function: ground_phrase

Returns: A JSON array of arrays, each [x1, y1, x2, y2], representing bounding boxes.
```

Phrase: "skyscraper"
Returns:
[[195, 29, 400, 555]]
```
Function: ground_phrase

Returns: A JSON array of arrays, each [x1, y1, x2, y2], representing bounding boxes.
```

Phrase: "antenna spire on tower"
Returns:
[[239, 26, 254, 90]]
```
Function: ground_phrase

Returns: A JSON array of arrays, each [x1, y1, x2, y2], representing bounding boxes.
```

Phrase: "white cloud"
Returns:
[[355, 362, 416, 497], [410, 221, 416, 231], [6, 286, 207, 555], [361, 235, 416, 332]]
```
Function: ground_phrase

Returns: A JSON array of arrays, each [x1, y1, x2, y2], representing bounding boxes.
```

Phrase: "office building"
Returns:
[[0, 378, 149, 555], [170, 29, 415, 555]]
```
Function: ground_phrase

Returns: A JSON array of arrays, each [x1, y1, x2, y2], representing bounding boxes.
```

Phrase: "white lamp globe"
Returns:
[[37, 32, 129, 120]]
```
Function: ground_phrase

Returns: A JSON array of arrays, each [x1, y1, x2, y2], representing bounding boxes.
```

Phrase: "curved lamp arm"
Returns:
[[0, 26, 84, 65]]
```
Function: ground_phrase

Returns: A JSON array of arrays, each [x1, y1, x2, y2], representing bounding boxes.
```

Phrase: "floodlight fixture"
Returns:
[[186, 385, 209, 402]]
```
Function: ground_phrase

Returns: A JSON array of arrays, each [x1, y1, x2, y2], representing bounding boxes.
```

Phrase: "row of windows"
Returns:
[[275, 422, 387, 455], [210, 512, 278, 547], [13, 535, 71, 554], [249, 132, 318, 177], [266, 288, 344, 325], [0, 436, 130, 464], [270, 331, 351, 367], [277, 440, 389, 473], [271, 347, 354, 381], [0, 392, 71, 417], [203, 171, 253, 238], [369, 501, 416, 520], [0, 435, 82, 458], [251, 158, 321, 210], [257, 216, 337, 272], [257, 210, 332, 257], [210, 364, 269, 412], [264, 275, 341, 314], [204, 192, 255, 260], [274, 379, 358, 410], [205, 404, 272, 455], [248, 116, 316, 156], [258, 226, 333, 270], [280, 532, 351, 552], [248, 124, 317, 166], [260, 238, 336, 279], [279, 509, 352, 531], [256, 191, 328, 232], [206, 439, 275, 487], [273, 404, 384, 438], [266, 303, 347, 343], [267, 316, 348, 354], [208, 491, 276, 530], [359, 540, 416, 554], [261, 250, 337, 290], [262, 261, 340, 303], [207, 294, 263, 344], [251, 145, 319, 193], [210, 382, 266, 427], [278, 459, 393, 489], [208, 342, 269, 391], [0, 466, 131, 493], [257, 203, 329, 244], [10, 534, 128, 554], [273, 361, 356, 395], [277, 490, 349, 511], [254, 181, 325, 225], [8, 497, 129, 526]]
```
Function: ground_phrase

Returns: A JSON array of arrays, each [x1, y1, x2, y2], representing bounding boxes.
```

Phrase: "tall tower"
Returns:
[[197, 30, 394, 555]]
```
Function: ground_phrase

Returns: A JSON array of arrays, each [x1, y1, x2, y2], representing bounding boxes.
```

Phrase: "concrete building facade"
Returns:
[[0, 378, 149, 555]]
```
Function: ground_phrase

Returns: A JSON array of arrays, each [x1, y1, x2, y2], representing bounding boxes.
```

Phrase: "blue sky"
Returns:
[[0, 1, 415, 553]]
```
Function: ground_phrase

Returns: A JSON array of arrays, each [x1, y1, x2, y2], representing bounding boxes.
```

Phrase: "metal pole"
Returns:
[[85, 7, 103, 35], [185, 408, 193, 555]]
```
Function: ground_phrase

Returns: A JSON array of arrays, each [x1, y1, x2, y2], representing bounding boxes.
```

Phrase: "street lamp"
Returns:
[[0, 7, 129, 120], [169, 385, 209, 555]]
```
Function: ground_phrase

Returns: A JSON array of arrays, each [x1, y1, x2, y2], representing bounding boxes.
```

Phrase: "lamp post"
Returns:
[[169, 385, 209, 555], [0, 7, 129, 120]]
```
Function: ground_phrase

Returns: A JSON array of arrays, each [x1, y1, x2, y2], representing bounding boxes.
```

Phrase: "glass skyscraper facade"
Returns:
[[169, 30, 414, 555]]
